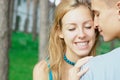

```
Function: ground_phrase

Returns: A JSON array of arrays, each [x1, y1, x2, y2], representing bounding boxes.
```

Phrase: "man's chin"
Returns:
[[103, 37, 115, 42]]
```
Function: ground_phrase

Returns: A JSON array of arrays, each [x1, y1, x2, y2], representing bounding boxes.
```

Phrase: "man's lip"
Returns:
[[98, 28, 102, 32], [99, 31, 103, 35]]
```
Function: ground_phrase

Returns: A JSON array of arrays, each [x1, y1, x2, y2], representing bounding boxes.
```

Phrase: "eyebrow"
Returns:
[[64, 19, 93, 25], [83, 20, 93, 24], [63, 23, 76, 27]]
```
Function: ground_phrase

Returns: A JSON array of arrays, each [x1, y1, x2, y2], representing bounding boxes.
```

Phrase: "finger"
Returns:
[[75, 56, 93, 68], [77, 67, 89, 77]]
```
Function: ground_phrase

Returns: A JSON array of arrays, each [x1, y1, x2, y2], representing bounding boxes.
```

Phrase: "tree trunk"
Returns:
[[49, 0, 56, 25], [0, 0, 9, 80], [32, 0, 39, 40], [8, 0, 14, 48], [24, 0, 30, 33], [14, 0, 20, 31], [39, 0, 49, 60]]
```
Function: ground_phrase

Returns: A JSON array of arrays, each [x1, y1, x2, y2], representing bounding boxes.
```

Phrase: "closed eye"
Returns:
[[84, 22, 93, 29], [93, 10, 100, 17], [68, 28, 76, 31], [85, 26, 92, 29]]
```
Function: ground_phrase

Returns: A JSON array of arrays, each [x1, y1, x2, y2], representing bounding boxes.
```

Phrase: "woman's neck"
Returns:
[[65, 51, 82, 63]]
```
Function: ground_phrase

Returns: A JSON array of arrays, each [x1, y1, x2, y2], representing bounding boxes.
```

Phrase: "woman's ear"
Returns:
[[59, 33, 64, 38], [57, 25, 64, 39]]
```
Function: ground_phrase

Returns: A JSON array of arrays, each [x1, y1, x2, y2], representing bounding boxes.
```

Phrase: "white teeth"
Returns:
[[77, 42, 87, 46], [75, 42, 88, 49]]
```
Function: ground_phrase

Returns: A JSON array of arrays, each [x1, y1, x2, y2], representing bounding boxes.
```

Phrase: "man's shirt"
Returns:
[[81, 47, 120, 80]]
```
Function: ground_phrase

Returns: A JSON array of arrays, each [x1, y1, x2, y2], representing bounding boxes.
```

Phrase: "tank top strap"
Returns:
[[46, 58, 53, 80]]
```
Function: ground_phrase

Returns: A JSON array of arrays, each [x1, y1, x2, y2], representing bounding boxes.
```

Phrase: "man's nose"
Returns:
[[94, 17, 99, 29]]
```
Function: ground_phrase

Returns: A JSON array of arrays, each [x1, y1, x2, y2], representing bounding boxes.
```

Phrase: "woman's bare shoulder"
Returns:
[[33, 60, 48, 71], [33, 60, 49, 80]]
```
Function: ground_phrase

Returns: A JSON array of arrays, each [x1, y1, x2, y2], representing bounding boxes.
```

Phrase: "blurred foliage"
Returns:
[[97, 37, 120, 55], [9, 31, 38, 80]]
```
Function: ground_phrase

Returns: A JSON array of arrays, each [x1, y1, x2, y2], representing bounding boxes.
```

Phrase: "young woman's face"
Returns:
[[59, 6, 96, 57]]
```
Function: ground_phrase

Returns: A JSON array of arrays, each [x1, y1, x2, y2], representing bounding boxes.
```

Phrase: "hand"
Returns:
[[68, 56, 93, 80]]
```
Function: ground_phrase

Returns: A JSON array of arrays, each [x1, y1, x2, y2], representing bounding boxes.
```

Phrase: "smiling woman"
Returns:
[[33, 0, 99, 80], [59, 5, 96, 57]]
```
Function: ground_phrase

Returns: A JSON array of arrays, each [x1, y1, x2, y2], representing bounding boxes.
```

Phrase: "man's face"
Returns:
[[92, 0, 120, 41]]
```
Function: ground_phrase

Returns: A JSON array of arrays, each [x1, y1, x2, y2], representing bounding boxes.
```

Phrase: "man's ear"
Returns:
[[116, 1, 120, 9], [116, 1, 120, 20], [116, 1, 120, 14]]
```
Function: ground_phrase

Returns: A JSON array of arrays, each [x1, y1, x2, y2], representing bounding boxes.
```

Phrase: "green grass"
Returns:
[[9, 31, 38, 80]]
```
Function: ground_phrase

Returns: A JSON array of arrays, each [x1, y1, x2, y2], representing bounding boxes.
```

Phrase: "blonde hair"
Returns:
[[48, 0, 99, 80]]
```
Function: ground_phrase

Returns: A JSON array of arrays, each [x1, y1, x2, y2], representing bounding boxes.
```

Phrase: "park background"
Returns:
[[0, 0, 120, 80]]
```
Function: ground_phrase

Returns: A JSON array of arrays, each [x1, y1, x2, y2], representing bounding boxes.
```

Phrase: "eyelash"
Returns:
[[85, 26, 92, 29], [68, 28, 75, 31]]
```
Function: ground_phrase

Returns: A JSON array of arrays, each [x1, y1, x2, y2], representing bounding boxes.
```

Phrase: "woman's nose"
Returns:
[[77, 29, 86, 39]]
